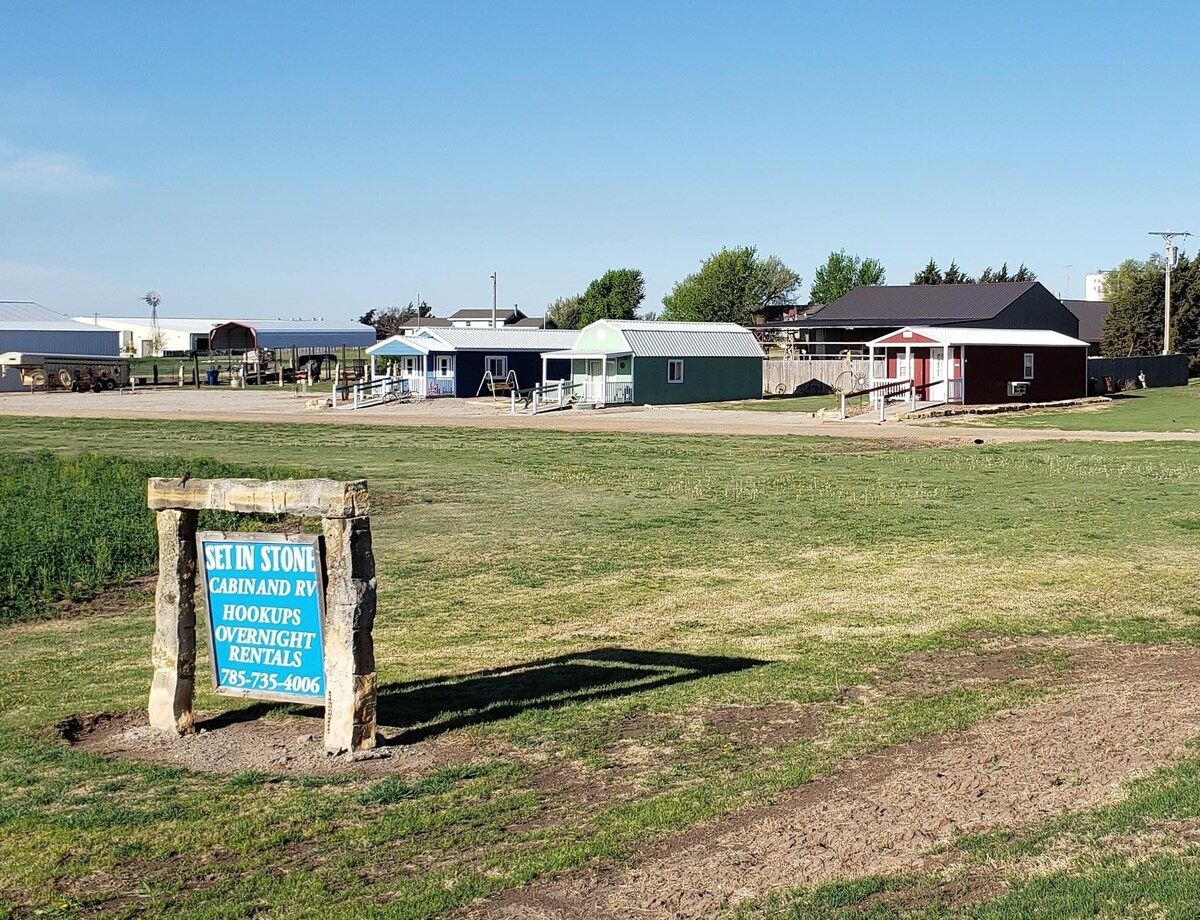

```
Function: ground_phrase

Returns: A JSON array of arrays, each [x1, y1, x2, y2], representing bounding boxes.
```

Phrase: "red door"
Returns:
[[912, 349, 930, 393]]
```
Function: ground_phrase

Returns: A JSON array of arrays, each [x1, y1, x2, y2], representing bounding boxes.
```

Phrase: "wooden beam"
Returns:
[[147, 478, 369, 518]]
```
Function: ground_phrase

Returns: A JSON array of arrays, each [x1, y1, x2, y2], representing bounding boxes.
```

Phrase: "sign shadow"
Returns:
[[374, 647, 765, 745]]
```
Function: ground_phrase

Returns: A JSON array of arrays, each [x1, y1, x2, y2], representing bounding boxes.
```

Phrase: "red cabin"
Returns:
[[867, 326, 1089, 406]]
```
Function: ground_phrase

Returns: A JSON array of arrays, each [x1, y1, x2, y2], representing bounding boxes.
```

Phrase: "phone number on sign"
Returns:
[[219, 669, 321, 695]]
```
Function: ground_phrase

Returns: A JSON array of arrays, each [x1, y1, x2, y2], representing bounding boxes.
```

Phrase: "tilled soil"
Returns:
[[466, 644, 1200, 919]]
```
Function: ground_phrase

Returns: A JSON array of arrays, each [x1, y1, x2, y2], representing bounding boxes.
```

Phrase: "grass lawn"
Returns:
[[1, 417, 1199, 918], [951, 379, 1200, 432], [704, 393, 840, 412]]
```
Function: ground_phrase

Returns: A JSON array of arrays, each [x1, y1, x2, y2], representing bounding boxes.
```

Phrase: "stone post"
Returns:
[[147, 508, 198, 734], [321, 515, 378, 753]]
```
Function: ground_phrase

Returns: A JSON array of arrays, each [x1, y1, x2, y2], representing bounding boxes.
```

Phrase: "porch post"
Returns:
[[944, 344, 950, 402]]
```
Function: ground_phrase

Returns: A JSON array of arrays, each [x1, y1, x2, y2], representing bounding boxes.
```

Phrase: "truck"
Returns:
[[0, 352, 131, 392]]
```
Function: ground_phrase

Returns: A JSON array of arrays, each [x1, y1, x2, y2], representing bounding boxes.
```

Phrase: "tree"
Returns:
[[546, 294, 584, 329], [362, 302, 431, 340], [578, 269, 645, 327], [978, 263, 1037, 283], [1100, 254, 1200, 366], [661, 246, 802, 325], [912, 259, 940, 285], [809, 250, 887, 305], [941, 260, 973, 285], [913, 259, 1035, 285]]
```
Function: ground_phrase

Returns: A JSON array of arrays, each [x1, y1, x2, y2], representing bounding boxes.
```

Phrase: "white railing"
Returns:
[[511, 380, 580, 414], [409, 374, 455, 397], [344, 375, 407, 409], [868, 377, 911, 408], [604, 381, 633, 404]]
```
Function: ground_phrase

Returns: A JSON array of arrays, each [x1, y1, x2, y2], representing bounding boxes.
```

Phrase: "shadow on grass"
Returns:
[[375, 647, 765, 744]]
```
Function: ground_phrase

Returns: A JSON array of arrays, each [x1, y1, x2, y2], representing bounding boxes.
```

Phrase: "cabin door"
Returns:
[[583, 359, 604, 402]]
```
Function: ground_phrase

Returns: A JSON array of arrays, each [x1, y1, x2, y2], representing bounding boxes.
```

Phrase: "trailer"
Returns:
[[0, 352, 130, 392]]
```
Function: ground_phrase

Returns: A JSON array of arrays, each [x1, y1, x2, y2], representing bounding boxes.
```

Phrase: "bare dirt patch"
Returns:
[[60, 709, 485, 778], [45, 575, 157, 621], [467, 643, 1200, 920], [700, 702, 822, 748]]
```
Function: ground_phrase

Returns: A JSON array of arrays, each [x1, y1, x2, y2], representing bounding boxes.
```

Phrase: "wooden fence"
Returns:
[[763, 358, 879, 395]]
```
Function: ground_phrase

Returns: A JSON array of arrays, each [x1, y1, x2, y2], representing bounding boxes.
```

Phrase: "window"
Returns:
[[485, 356, 507, 378], [667, 359, 684, 384], [1023, 353, 1035, 380], [437, 355, 453, 377]]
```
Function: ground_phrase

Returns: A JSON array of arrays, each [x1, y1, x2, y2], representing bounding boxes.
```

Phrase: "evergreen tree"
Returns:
[[912, 258, 942, 285]]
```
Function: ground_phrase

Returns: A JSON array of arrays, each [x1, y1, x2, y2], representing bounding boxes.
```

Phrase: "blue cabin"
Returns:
[[366, 328, 578, 397]]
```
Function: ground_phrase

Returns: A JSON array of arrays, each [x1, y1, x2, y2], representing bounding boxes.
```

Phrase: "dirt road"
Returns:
[[0, 388, 1196, 443]]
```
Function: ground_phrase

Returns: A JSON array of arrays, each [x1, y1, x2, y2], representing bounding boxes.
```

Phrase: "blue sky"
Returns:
[[2, 1, 1196, 320]]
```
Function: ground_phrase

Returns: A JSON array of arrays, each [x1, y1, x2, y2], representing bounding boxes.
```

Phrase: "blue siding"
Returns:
[[0, 328, 119, 392]]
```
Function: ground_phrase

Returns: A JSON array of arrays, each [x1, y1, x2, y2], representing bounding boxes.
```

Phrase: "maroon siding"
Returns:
[[962, 345, 1086, 404]]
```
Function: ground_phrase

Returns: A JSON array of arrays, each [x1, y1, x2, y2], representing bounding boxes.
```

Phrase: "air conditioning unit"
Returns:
[[1007, 381, 1029, 397]]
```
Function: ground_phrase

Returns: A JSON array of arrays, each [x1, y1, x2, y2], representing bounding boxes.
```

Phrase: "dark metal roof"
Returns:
[[791, 282, 1042, 327], [448, 307, 526, 321], [1062, 300, 1110, 343]]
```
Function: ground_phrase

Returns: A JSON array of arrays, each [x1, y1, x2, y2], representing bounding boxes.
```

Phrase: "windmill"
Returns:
[[142, 290, 163, 356]]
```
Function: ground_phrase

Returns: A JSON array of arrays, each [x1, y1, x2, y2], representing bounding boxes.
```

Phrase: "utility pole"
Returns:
[[1149, 231, 1192, 354], [490, 272, 497, 328]]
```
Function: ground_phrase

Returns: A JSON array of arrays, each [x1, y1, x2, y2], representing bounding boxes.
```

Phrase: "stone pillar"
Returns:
[[148, 508, 198, 734], [321, 515, 378, 753]]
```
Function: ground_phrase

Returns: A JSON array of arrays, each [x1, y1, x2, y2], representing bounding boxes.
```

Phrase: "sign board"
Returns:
[[196, 532, 326, 704]]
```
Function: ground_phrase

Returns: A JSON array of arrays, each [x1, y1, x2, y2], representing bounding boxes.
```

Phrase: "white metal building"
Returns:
[[1, 302, 119, 392], [72, 316, 375, 356]]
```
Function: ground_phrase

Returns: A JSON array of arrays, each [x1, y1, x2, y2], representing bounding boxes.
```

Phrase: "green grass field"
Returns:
[[954, 379, 1200, 432], [1, 416, 1199, 918]]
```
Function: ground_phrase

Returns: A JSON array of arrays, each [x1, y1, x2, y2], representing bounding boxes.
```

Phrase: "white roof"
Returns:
[[585, 320, 766, 358], [369, 327, 577, 354], [74, 316, 371, 334], [870, 326, 1089, 348], [74, 316, 218, 334], [0, 301, 104, 331]]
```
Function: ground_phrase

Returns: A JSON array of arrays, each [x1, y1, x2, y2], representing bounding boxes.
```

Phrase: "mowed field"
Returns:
[[2, 415, 1200, 919]]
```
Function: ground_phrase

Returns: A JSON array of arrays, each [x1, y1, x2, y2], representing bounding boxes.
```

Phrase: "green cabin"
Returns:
[[542, 320, 765, 406]]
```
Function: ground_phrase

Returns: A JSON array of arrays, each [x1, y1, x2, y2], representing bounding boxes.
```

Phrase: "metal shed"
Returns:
[[209, 319, 376, 353], [0, 302, 119, 392]]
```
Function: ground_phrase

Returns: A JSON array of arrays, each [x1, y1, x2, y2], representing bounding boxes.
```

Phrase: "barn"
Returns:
[[867, 326, 1089, 405], [366, 328, 578, 397], [0, 302, 119, 392], [543, 320, 765, 406]]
